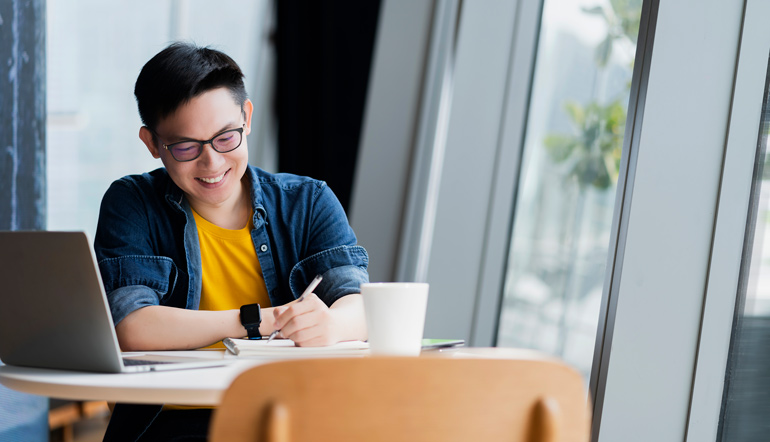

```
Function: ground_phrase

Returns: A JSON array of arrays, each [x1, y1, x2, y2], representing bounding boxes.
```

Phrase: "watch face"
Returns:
[[240, 304, 261, 324]]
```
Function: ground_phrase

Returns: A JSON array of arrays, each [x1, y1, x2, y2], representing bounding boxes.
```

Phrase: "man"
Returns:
[[95, 42, 369, 441]]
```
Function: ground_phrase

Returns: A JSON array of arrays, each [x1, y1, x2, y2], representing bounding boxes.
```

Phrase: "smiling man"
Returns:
[[94, 42, 369, 441]]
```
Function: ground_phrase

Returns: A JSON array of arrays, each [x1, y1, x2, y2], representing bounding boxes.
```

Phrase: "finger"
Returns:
[[272, 294, 311, 319], [277, 308, 316, 338], [283, 326, 323, 346], [284, 321, 338, 347], [274, 293, 323, 329], [281, 309, 334, 345], [271, 306, 288, 329]]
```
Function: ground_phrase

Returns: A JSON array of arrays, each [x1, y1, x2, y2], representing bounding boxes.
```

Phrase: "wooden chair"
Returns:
[[209, 356, 590, 442]]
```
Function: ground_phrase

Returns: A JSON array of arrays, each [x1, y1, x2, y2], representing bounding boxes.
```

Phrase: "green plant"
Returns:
[[543, 0, 641, 189], [544, 99, 626, 189]]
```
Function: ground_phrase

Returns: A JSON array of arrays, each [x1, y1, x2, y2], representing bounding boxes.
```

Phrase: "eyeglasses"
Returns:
[[159, 126, 245, 162]]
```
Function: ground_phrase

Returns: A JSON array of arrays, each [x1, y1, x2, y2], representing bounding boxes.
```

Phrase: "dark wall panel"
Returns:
[[275, 0, 381, 211]]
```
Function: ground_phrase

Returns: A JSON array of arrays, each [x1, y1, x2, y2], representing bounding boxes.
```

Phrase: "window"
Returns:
[[46, 0, 272, 237], [496, 0, 641, 377]]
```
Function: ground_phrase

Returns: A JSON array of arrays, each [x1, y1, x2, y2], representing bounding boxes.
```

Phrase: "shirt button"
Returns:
[[260, 244, 268, 252]]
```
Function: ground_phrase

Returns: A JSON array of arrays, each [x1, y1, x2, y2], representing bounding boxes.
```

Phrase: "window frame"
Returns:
[[685, 1, 770, 441], [593, 0, 746, 441]]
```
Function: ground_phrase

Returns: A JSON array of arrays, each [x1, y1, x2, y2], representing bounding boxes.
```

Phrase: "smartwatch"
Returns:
[[240, 303, 262, 340]]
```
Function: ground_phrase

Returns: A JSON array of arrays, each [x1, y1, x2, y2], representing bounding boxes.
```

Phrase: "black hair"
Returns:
[[134, 42, 248, 131]]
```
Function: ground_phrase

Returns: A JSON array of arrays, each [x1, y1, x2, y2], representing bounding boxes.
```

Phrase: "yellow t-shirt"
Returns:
[[193, 208, 271, 349], [166, 208, 270, 410]]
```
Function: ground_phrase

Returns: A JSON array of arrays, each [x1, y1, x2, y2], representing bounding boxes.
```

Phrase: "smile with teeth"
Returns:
[[197, 171, 227, 184]]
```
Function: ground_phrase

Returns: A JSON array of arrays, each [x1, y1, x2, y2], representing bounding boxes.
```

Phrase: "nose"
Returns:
[[196, 142, 225, 168]]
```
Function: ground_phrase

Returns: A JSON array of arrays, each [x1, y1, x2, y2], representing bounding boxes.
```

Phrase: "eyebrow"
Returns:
[[165, 122, 240, 143]]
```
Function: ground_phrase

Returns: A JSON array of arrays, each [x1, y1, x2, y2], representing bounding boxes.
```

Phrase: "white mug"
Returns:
[[361, 282, 429, 356]]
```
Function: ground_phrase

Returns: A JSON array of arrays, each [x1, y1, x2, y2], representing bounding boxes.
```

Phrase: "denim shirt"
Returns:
[[95, 166, 368, 441], [94, 165, 369, 326]]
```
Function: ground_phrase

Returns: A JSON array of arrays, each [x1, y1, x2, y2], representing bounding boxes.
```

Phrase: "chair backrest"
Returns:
[[209, 356, 590, 442]]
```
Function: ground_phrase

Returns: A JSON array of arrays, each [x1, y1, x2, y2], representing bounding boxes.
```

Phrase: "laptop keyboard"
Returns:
[[123, 358, 176, 366]]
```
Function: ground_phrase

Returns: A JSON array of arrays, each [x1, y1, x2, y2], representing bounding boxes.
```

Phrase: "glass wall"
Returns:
[[718, 56, 770, 442], [496, 0, 641, 377], [46, 0, 272, 238]]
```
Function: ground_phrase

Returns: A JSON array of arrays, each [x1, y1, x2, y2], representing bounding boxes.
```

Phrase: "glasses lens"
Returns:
[[170, 142, 202, 161], [212, 129, 242, 153]]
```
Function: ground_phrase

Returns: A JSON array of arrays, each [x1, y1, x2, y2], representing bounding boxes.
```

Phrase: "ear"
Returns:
[[242, 99, 254, 136], [139, 127, 161, 159]]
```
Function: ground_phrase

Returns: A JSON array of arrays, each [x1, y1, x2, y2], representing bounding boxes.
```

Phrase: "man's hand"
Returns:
[[272, 293, 367, 347], [272, 293, 338, 346]]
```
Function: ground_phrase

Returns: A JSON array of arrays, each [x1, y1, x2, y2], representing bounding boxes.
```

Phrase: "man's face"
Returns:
[[143, 88, 253, 213]]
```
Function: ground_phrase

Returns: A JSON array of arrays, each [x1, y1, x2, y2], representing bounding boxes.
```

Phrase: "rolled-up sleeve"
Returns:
[[284, 181, 370, 305], [94, 176, 181, 325], [289, 245, 369, 305], [98, 255, 180, 324]]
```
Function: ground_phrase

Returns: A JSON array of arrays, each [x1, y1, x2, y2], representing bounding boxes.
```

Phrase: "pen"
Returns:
[[266, 274, 323, 342], [222, 337, 239, 356]]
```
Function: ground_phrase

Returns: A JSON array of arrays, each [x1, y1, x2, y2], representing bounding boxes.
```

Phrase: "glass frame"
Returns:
[[158, 126, 245, 162]]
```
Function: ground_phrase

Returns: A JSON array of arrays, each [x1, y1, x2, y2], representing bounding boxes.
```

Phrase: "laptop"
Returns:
[[0, 231, 229, 373]]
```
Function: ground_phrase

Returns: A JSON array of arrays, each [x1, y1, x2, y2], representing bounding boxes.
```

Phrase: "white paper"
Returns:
[[223, 338, 370, 357]]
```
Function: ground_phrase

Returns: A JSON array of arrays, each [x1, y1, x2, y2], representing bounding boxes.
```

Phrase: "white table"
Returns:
[[0, 347, 546, 405], [0, 350, 265, 406]]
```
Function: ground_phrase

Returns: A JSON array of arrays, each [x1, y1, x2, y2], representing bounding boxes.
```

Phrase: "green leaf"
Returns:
[[563, 101, 585, 126], [544, 134, 577, 163], [544, 98, 628, 188]]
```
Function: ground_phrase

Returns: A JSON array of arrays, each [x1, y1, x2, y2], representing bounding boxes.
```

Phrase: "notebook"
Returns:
[[0, 231, 229, 373], [223, 338, 370, 357], [222, 338, 464, 358]]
